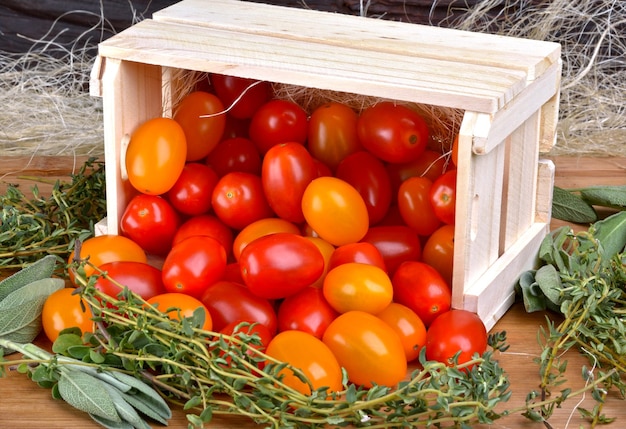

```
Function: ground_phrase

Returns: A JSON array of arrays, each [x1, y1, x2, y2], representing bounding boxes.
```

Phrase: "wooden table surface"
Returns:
[[1, 155, 625, 429]]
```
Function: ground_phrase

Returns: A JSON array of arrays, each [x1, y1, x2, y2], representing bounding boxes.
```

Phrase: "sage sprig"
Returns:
[[552, 185, 626, 224]]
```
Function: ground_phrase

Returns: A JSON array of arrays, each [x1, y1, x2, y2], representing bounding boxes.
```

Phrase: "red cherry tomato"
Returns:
[[172, 214, 234, 260], [386, 149, 449, 197], [94, 261, 166, 301], [210, 74, 271, 119], [120, 194, 180, 256], [323, 310, 407, 388], [173, 91, 226, 161], [327, 241, 386, 272], [422, 224, 455, 288], [232, 217, 300, 261], [377, 303, 427, 362], [161, 236, 227, 299], [360, 225, 421, 276], [397, 176, 442, 236], [205, 137, 262, 177], [211, 172, 274, 230], [200, 280, 277, 334], [249, 99, 308, 154], [357, 102, 429, 164], [425, 309, 487, 366], [167, 162, 219, 216], [277, 286, 339, 339], [239, 232, 325, 299], [262, 142, 318, 223], [392, 261, 451, 327], [335, 151, 392, 225], [430, 169, 457, 225], [307, 102, 361, 172]]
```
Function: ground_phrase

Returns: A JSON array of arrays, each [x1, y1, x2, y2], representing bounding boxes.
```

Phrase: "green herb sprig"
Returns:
[[552, 185, 626, 224]]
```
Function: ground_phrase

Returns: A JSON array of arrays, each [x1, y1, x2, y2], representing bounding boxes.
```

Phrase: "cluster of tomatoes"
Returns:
[[42, 73, 488, 394]]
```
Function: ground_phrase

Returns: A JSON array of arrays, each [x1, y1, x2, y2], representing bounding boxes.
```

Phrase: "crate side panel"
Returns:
[[154, 0, 561, 79]]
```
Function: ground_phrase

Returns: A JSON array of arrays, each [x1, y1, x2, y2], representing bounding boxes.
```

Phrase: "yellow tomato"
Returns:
[[323, 262, 392, 314]]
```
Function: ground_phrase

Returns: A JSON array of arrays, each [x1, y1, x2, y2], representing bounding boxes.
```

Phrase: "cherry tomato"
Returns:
[[249, 99, 308, 154], [323, 310, 407, 388], [173, 214, 234, 260], [232, 217, 300, 261], [328, 242, 386, 272], [425, 309, 487, 366], [377, 303, 426, 362], [161, 236, 227, 299], [397, 176, 442, 236], [357, 102, 429, 164], [120, 194, 180, 256], [307, 102, 361, 172], [323, 263, 392, 314], [422, 224, 455, 287], [222, 262, 245, 284], [451, 135, 459, 167], [222, 115, 252, 140], [210, 74, 271, 119], [335, 151, 392, 225], [42, 288, 94, 343], [266, 330, 343, 395], [211, 172, 274, 230], [167, 163, 218, 216], [303, 236, 335, 288], [200, 280, 278, 334], [69, 235, 147, 285], [277, 286, 339, 339], [146, 292, 213, 331], [239, 232, 324, 299], [392, 261, 451, 326], [126, 117, 187, 195], [262, 142, 318, 223], [173, 91, 226, 161], [386, 149, 449, 196], [360, 225, 421, 276], [301, 177, 369, 246], [430, 169, 457, 225], [205, 137, 262, 177], [94, 261, 166, 301]]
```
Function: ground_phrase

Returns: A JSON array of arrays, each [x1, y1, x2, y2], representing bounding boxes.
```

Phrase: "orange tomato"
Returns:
[[323, 263, 392, 314], [42, 288, 94, 343], [125, 117, 187, 195], [422, 224, 455, 288], [301, 177, 369, 246], [232, 217, 301, 261], [265, 330, 343, 395], [376, 303, 427, 362], [323, 310, 407, 388], [451, 135, 459, 167], [303, 236, 335, 288], [146, 292, 213, 331]]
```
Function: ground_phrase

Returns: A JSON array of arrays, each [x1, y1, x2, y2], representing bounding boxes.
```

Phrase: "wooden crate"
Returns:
[[90, 0, 560, 330]]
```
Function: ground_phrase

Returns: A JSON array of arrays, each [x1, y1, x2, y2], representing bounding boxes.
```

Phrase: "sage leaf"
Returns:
[[90, 413, 135, 429], [120, 390, 170, 425], [551, 186, 597, 223], [112, 371, 172, 419], [0, 254, 57, 301], [535, 264, 562, 305], [581, 185, 626, 209], [57, 370, 121, 422], [519, 281, 547, 313], [591, 211, 626, 258], [101, 383, 151, 429]]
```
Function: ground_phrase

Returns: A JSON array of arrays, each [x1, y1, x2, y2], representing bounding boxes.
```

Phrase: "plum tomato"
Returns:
[[277, 286, 339, 339], [200, 280, 278, 334], [328, 242, 386, 272], [266, 330, 343, 395], [210, 74, 271, 119], [262, 142, 318, 223], [360, 225, 421, 276], [386, 149, 449, 196], [425, 309, 487, 366], [301, 176, 369, 246], [211, 172, 274, 230], [451, 135, 459, 167], [125, 117, 187, 195], [42, 288, 94, 343], [248, 99, 308, 154], [422, 224, 455, 288], [303, 236, 335, 288], [94, 261, 166, 301], [397, 176, 442, 236], [323, 263, 393, 314], [232, 217, 300, 261], [392, 261, 451, 326], [205, 137, 262, 177], [357, 102, 429, 164], [307, 102, 361, 172], [173, 91, 226, 161], [161, 236, 227, 299], [120, 194, 181, 256], [377, 303, 427, 362], [173, 214, 234, 260], [167, 162, 218, 216], [335, 151, 392, 225], [323, 310, 407, 388], [430, 169, 457, 225], [239, 232, 325, 299], [146, 292, 213, 331]]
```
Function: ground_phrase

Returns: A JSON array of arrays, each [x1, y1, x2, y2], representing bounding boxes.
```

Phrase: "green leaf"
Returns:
[[111, 371, 172, 419], [52, 333, 84, 355], [0, 255, 57, 301], [89, 413, 135, 429], [101, 383, 151, 429], [581, 185, 626, 209], [591, 211, 626, 258], [518, 280, 547, 313], [551, 186, 597, 223], [535, 265, 562, 305], [57, 370, 121, 422]]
